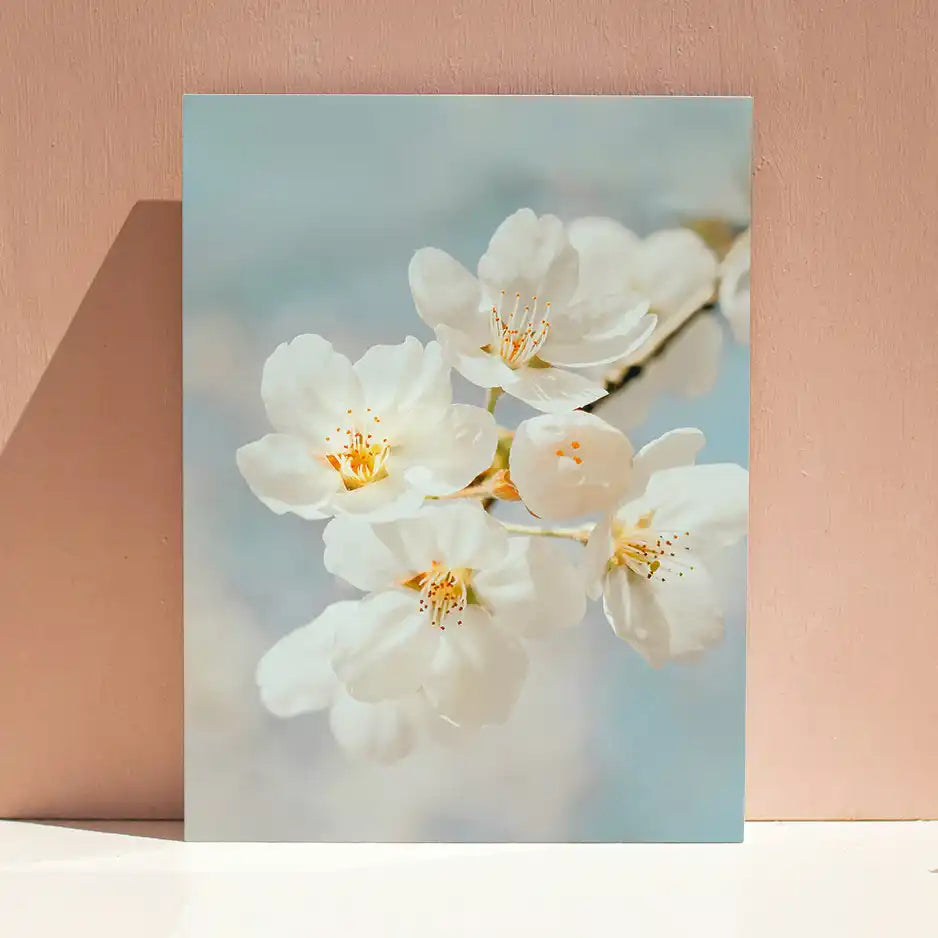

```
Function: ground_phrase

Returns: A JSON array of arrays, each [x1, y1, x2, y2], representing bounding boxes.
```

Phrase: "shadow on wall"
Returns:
[[0, 201, 182, 820]]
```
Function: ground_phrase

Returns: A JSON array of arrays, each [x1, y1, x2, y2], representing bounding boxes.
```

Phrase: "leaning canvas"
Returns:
[[183, 94, 751, 842]]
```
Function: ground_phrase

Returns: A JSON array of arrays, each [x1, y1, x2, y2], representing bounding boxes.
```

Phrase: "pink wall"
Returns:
[[1, 1, 935, 820]]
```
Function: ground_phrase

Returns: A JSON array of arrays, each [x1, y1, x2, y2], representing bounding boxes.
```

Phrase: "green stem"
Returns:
[[499, 521, 593, 543], [486, 386, 503, 415]]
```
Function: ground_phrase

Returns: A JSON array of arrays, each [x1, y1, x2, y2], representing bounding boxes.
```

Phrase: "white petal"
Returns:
[[567, 216, 640, 300], [255, 601, 353, 716], [423, 607, 528, 727], [719, 228, 750, 345], [474, 536, 586, 638], [642, 463, 749, 548], [400, 404, 497, 497], [322, 516, 414, 592], [582, 512, 615, 600], [332, 590, 439, 702], [654, 312, 724, 397], [542, 300, 655, 367], [335, 502, 507, 583], [435, 323, 518, 390], [328, 471, 426, 523], [236, 434, 340, 519], [478, 209, 578, 307], [261, 334, 362, 442], [602, 565, 724, 666], [509, 364, 607, 414], [510, 411, 634, 520], [328, 687, 430, 763], [627, 229, 717, 321], [418, 501, 509, 570], [408, 247, 487, 345], [353, 337, 452, 428], [629, 428, 707, 499]]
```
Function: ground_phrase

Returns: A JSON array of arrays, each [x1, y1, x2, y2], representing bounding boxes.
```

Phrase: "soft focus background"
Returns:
[[183, 95, 751, 842]]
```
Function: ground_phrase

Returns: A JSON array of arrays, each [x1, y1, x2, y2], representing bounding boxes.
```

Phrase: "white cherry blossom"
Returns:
[[408, 209, 655, 413], [582, 428, 748, 666], [236, 335, 497, 522], [256, 600, 458, 763], [509, 411, 635, 521], [719, 227, 750, 344], [322, 502, 586, 727]]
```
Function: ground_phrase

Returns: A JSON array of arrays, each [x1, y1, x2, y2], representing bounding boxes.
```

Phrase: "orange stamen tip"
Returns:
[[573, 456, 583, 465], [555, 449, 564, 457], [570, 441, 580, 449]]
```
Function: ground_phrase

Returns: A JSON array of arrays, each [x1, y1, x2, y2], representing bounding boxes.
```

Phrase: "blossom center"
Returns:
[[610, 515, 694, 583], [403, 562, 473, 630], [322, 408, 390, 491], [488, 291, 551, 368]]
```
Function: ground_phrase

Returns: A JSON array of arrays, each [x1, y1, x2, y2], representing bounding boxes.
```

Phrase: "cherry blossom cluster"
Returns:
[[238, 209, 751, 762]]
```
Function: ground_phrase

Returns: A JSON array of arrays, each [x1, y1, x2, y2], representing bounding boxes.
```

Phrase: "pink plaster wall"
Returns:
[[0, 0, 935, 820]]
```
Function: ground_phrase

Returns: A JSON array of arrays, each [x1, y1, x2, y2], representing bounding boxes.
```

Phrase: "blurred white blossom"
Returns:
[[569, 217, 718, 332], [719, 227, 751, 345]]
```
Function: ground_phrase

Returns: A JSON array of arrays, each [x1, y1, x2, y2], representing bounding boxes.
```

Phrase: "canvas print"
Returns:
[[183, 95, 751, 842]]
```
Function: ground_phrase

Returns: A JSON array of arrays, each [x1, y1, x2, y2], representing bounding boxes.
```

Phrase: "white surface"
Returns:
[[0, 821, 935, 936]]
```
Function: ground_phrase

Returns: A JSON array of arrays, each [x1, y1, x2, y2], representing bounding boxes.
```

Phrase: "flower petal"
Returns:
[[261, 334, 362, 443], [415, 501, 509, 570], [628, 427, 707, 500], [322, 516, 415, 592], [642, 463, 749, 548], [567, 216, 640, 300], [474, 536, 586, 638], [353, 337, 452, 428], [423, 606, 528, 727], [478, 209, 578, 307], [582, 512, 615, 600], [435, 323, 518, 390], [328, 502, 508, 586], [654, 312, 724, 397], [328, 471, 426, 523], [328, 687, 431, 763], [332, 590, 439, 702], [627, 229, 717, 322], [719, 228, 750, 345], [236, 433, 340, 519], [400, 404, 498, 497], [601, 564, 724, 666], [510, 411, 634, 520], [508, 364, 607, 414], [541, 300, 655, 368], [408, 247, 487, 345], [255, 601, 352, 716]]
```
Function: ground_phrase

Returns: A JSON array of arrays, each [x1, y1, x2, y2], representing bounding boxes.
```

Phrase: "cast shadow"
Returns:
[[30, 819, 184, 841], [0, 201, 183, 823]]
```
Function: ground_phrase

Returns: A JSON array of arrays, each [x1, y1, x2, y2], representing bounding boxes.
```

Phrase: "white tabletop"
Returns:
[[0, 820, 935, 936]]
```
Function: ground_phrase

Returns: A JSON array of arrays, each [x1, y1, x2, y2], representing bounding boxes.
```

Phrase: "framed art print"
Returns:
[[183, 94, 752, 842]]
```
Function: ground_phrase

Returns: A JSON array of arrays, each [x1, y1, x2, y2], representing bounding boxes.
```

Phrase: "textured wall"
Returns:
[[0, 0, 935, 820]]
